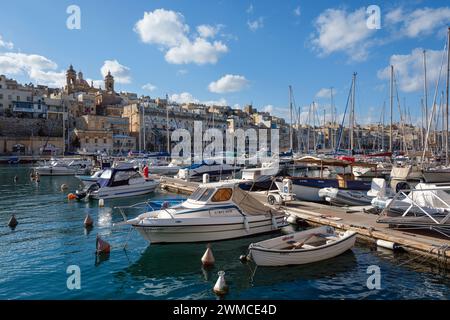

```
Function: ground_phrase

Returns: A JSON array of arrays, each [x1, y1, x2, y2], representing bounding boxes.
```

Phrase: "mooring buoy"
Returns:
[[201, 243, 215, 266], [84, 214, 94, 227], [98, 199, 105, 207], [13, 175, 18, 183], [61, 184, 68, 191], [213, 271, 229, 296], [96, 235, 111, 254], [8, 214, 18, 229]]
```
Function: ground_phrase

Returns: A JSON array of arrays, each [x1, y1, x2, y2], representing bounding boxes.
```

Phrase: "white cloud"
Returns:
[[87, 79, 104, 89], [310, 8, 375, 61], [177, 69, 188, 76], [142, 83, 157, 92], [294, 6, 301, 17], [0, 35, 13, 49], [315, 88, 336, 98], [386, 7, 450, 38], [134, 9, 228, 65], [197, 24, 222, 38], [377, 47, 446, 93], [100, 59, 131, 84], [165, 37, 228, 65], [0, 52, 65, 87], [247, 17, 264, 31], [208, 74, 249, 93], [247, 4, 254, 14], [134, 9, 189, 47], [170, 92, 227, 106]]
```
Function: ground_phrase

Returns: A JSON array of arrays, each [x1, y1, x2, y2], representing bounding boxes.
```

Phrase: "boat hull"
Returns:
[[133, 215, 286, 243], [90, 182, 159, 199], [249, 232, 357, 266]]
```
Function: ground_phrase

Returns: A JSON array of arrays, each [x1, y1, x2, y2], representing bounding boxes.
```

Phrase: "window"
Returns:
[[17, 96, 20, 101], [95, 138, 98, 144], [188, 187, 206, 201], [103, 138, 107, 144], [211, 188, 233, 202], [85, 138, 89, 144], [198, 188, 215, 202], [0, 94, 3, 99]]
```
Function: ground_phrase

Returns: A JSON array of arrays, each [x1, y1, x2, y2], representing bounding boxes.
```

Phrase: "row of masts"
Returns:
[[288, 27, 450, 162]]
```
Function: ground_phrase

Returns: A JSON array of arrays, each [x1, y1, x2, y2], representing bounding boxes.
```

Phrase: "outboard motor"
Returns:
[[75, 183, 99, 200]]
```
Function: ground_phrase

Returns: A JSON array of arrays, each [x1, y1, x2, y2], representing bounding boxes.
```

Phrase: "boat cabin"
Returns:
[[97, 167, 145, 187]]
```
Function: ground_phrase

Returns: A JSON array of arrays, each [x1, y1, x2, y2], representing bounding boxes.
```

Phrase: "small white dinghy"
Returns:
[[248, 226, 356, 266]]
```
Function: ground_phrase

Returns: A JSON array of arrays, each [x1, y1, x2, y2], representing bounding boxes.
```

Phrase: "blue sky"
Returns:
[[0, 0, 449, 125]]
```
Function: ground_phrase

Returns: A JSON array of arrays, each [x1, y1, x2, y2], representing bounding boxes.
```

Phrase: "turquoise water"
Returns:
[[0, 165, 449, 300]]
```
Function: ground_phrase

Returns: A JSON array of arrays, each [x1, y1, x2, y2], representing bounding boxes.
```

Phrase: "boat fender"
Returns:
[[8, 214, 18, 229], [201, 243, 215, 266], [99, 199, 105, 207], [271, 216, 278, 229], [243, 217, 250, 232], [376, 239, 400, 251], [239, 255, 249, 263], [96, 235, 111, 254], [84, 214, 94, 228], [213, 271, 229, 296], [67, 193, 77, 200]]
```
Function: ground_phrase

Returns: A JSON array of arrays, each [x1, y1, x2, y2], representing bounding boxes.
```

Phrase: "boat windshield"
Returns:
[[100, 170, 113, 179], [211, 188, 233, 202], [188, 187, 215, 202], [188, 187, 207, 200]]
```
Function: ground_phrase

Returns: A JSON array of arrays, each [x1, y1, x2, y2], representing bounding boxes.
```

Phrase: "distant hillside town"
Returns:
[[0, 65, 423, 156]]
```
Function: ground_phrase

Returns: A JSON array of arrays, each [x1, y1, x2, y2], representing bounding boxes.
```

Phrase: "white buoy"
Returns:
[[213, 271, 229, 296], [99, 199, 105, 207], [201, 243, 215, 266], [13, 175, 18, 183], [61, 184, 68, 191], [286, 214, 298, 225], [376, 239, 400, 251], [203, 173, 210, 184]]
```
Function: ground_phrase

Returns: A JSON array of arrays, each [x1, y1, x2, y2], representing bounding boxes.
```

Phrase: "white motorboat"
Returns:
[[176, 161, 240, 181], [35, 158, 92, 176], [248, 226, 357, 266], [319, 178, 391, 207], [121, 181, 287, 243], [75, 167, 159, 200]]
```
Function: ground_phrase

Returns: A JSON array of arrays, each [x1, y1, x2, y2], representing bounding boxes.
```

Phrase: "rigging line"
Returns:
[[393, 71, 408, 151], [423, 41, 448, 162], [335, 80, 353, 154]]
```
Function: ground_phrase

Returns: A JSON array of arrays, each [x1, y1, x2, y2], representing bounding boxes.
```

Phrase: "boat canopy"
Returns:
[[294, 156, 377, 168], [97, 167, 142, 187]]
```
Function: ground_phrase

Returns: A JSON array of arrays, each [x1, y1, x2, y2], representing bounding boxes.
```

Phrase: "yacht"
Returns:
[[176, 160, 240, 181], [119, 181, 287, 243], [75, 167, 159, 200], [34, 158, 92, 176]]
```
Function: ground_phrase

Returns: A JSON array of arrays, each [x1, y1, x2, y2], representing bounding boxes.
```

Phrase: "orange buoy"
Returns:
[[96, 235, 111, 254], [213, 271, 229, 296], [201, 243, 215, 266], [8, 214, 18, 229], [68, 193, 77, 200], [84, 214, 94, 227]]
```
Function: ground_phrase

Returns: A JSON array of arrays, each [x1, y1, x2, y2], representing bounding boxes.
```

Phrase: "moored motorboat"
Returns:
[[120, 181, 287, 243], [35, 158, 92, 176], [247, 226, 356, 266], [75, 167, 159, 200]]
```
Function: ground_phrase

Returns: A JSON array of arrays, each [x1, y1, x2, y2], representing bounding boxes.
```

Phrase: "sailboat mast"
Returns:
[[166, 94, 170, 154], [382, 101, 385, 151], [330, 87, 335, 150], [423, 50, 429, 139], [350, 72, 356, 154], [389, 65, 394, 153], [289, 85, 293, 152], [446, 27, 450, 165]]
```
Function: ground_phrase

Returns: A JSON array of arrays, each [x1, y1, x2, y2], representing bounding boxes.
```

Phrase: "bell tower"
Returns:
[[66, 65, 76, 93], [104, 71, 114, 92]]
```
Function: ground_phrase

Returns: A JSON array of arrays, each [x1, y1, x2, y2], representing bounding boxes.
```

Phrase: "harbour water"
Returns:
[[0, 165, 449, 300]]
